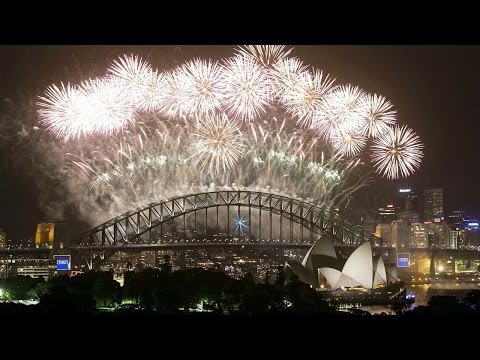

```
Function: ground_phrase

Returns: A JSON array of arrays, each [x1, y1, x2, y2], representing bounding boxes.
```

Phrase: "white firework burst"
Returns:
[[189, 113, 245, 174], [107, 54, 152, 105], [176, 58, 224, 116], [279, 69, 336, 128], [370, 125, 424, 179], [220, 55, 273, 122], [360, 93, 396, 138], [157, 69, 190, 118], [234, 45, 293, 67], [271, 57, 307, 98], [135, 70, 166, 112], [37, 82, 91, 139], [316, 84, 366, 139], [78, 77, 136, 135], [331, 128, 367, 157]]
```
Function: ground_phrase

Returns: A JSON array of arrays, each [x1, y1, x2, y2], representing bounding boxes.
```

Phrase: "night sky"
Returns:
[[1, 45, 479, 241]]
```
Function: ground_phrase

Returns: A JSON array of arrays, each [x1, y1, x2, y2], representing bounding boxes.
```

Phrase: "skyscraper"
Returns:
[[410, 222, 429, 247], [423, 188, 444, 222], [397, 188, 419, 223]]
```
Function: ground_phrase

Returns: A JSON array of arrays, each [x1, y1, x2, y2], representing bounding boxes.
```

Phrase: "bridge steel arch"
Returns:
[[74, 191, 379, 250]]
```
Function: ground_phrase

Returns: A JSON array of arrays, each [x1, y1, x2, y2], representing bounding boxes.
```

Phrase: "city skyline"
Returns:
[[1, 45, 480, 241]]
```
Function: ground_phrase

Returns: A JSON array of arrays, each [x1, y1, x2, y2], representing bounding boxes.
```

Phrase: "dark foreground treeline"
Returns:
[[0, 261, 336, 315], [2, 261, 480, 320]]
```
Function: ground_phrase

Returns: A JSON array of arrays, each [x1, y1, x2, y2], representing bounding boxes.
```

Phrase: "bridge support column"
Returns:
[[258, 207, 261, 241]]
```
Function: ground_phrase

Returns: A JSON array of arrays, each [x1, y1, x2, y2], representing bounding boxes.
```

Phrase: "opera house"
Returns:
[[285, 234, 407, 306]]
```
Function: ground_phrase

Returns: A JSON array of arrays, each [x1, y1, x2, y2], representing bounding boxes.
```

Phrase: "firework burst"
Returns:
[[271, 57, 307, 98], [78, 77, 136, 135], [189, 113, 245, 174], [135, 70, 166, 112], [37, 82, 91, 139], [370, 125, 424, 179], [107, 54, 152, 104], [176, 58, 225, 116], [279, 69, 336, 128], [315, 84, 365, 139], [360, 93, 396, 138], [235, 45, 293, 67], [220, 56, 273, 122], [157, 69, 190, 118], [331, 128, 367, 157]]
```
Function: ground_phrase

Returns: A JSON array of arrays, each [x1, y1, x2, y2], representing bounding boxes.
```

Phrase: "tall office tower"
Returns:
[[423, 188, 444, 222], [449, 229, 459, 249], [0, 228, 5, 249], [398, 188, 419, 223], [410, 222, 429, 248]]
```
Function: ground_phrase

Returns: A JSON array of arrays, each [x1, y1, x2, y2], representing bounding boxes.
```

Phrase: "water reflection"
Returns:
[[407, 282, 480, 306]]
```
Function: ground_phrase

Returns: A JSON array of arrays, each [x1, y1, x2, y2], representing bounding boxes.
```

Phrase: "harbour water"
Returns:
[[356, 281, 480, 314], [407, 281, 480, 306]]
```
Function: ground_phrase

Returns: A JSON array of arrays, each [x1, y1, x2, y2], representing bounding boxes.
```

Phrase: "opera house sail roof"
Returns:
[[285, 234, 398, 290]]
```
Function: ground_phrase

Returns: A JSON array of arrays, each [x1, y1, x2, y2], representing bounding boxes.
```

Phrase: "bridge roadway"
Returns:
[[68, 242, 480, 257], [1, 243, 479, 256], [1, 242, 479, 261]]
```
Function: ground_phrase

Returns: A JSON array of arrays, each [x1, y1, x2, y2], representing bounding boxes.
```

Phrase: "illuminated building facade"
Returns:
[[34, 222, 70, 251], [35, 223, 54, 248], [410, 221, 451, 248], [410, 223, 430, 248], [423, 188, 444, 222], [9, 259, 56, 279], [449, 229, 459, 249], [284, 235, 406, 306]]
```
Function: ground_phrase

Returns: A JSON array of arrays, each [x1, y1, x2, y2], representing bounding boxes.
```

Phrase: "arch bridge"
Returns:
[[71, 191, 380, 269]]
